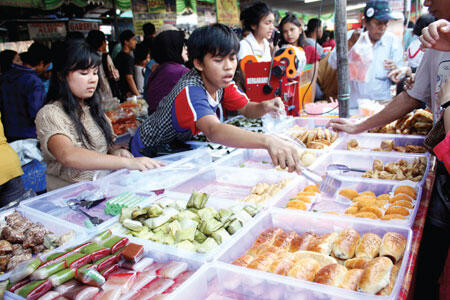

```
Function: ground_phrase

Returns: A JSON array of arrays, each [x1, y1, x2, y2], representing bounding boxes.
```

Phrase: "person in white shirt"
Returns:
[[134, 43, 150, 95], [328, 0, 403, 109], [237, 1, 274, 62]]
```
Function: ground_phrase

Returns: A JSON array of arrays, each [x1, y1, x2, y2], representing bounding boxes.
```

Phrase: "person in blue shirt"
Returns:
[[328, 0, 403, 109], [0, 42, 50, 142]]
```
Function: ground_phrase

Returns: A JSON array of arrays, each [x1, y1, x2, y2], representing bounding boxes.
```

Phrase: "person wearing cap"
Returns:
[[328, 0, 450, 298], [328, 0, 403, 109]]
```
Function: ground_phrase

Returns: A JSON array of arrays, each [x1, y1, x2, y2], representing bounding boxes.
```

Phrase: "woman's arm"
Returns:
[[48, 134, 162, 171]]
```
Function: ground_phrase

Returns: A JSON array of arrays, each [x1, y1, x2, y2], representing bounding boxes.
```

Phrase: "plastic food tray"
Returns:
[[20, 181, 155, 234], [215, 148, 324, 171], [264, 116, 335, 131], [4, 235, 201, 300], [168, 166, 300, 207], [218, 208, 413, 300], [170, 261, 350, 300], [333, 133, 427, 154], [311, 150, 430, 186], [0, 207, 86, 282], [276, 176, 422, 228], [111, 191, 265, 264], [225, 115, 264, 132], [186, 141, 239, 162], [100, 148, 213, 193]]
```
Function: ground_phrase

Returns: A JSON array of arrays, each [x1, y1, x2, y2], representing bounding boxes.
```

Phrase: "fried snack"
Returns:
[[354, 212, 378, 219], [376, 199, 388, 207], [368, 109, 433, 135], [394, 186, 416, 198], [286, 200, 307, 210], [393, 146, 406, 152], [363, 158, 426, 181], [304, 185, 320, 193], [345, 257, 371, 269], [296, 192, 317, 197], [405, 145, 427, 153], [373, 160, 384, 171], [360, 207, 384, 219], [289, 127, 338, 149], [339, 189, 359, 200], [385, 206, 410, 217], [347, 139, 360, 151], [294, 195, 312, 203], [380, 232, 407, 264], [358, 191, 376, 198], [340, 269, 364, 291], [287, 257, 321, 281], [345, 207, 359, 215], [392, 200, 414, 209], [389, 194, 413, 203], [380, 140, 394, 151], [356, 198, 377, 209], [376, 194, 391, 201], [353, 195, 376, 203], [356, 233, 382, 259], [381, 214, 406, 220]]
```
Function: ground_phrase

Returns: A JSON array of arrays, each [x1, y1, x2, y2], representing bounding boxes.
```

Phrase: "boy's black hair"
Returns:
[[305, 18, 322, 37], [134, 42, 149, 64], [23, 42, 51, 66], [240, 1, 272, 33], [187, 23, 239, 64], [0, 49, 17, 73], [65, 31, 85, 41], [86, 30, 106, 51], [413, 14, 435, 36], [143, 22, 156, 37], [120, 30, 135, 46]]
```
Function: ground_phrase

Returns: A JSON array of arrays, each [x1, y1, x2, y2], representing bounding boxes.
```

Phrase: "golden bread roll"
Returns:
[[293, 250, 338, 269], [269, 253, 296, 275], [330, 252, 346, 265], [381, 214, 406, 220], [380, 232, 407, 264], [247, 228, 283, 256], [356, 233, 382, 258], [307, 232, 339, 255], [313, 264, 347, 287], [304, 185, 320, 193], [287, 257, 321, 281], [289, 232, 318, 252], [357, 257, 394, 294], [377, 265, 399, 296], [340, 268, 364, 291], [339, 188, 359, 200], [360, 206, 384, 218], [385, 206, 410, 216], [354, 212, 378, 219], [272, 230, 297, 251], [394, 186, 416, 198], [345, 207, 359, 215], [390, 194, 413, 203], [344, 257, 371, 269], [359, 191, 376, 198], [233, 254, 254, 267], [247, 251, 278, 271], [332, 228, 361, 259], [392, 200, 414, 209]]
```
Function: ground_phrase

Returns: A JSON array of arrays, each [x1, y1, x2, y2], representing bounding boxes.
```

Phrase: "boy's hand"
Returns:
[[265, 135, 301, 172], [420, 19, 450, 51], [263, 97, 285, 117], [327, 118, 365, 134]]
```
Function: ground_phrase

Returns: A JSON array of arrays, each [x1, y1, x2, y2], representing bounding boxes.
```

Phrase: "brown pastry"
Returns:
[[377, 194, 391, 201], [359, 191, 376, 198], [381, 214, 406, 220], [340, 268, 364, 291], [393, 146, 406, 152], [347, 139, 360, 151], [272, 230, 297, 252], [287, 257, 321, 281], [357, 257, 394, 294], [269, 253, 296, 275], [233, 254, 254, 267], [313, 264, 347, 287], [360, 207, 384, 219], [339, 188, 359, 200], [247, 228, 283, 256], [391, 200, 414, 209], [354, 212, 378, 219], [293, 250, 338, 269], [373, 160, 384, 171], [377, 265, 399, 296], [394, 186, 416, 199], [307, 232, 338, 255], [385, 206, 410, 217], [345, 207, 359, 215], [380, 232, 407, 264], [405, 145, 427, 153], [332, 228, 360, 259], [355, 233, 382, 259], [247, 251, 278, 271], [380, 140, 394, 151], [344, 257, 371, 269], [289, 232, 318, 252], [390, 194, 413, 203]]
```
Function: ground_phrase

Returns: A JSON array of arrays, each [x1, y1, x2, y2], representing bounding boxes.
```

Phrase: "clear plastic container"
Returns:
[[276, 176, 422, 228], [185, 141, 239, 162], [312, 150, 430, 186], [168, 166, 300, 207], [215, 148, 324, 170], [170, 261, 349, 300], [20, 181, 155, 234], [225, 115, 264, 132], [111, 192, 265, 264], [218, 208, 413, 300], [333, 133, 427, 154], [0, 207, 85, 282]]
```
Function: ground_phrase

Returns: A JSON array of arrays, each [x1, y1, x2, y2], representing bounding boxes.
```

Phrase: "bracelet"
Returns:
[[441, 100, 450, 110]]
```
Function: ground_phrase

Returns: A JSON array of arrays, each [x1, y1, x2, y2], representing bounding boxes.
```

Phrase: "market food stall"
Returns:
[[0, 115, 436, 300]]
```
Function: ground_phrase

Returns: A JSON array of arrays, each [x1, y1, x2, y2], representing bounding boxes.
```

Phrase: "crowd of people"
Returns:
[[0, 0, 449, 296]]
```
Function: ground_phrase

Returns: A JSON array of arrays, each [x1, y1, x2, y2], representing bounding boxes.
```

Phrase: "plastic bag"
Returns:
[[348, 31, 374, 82]]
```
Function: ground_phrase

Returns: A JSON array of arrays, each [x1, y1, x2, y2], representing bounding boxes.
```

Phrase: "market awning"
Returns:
[[0, 0, 130, 10]]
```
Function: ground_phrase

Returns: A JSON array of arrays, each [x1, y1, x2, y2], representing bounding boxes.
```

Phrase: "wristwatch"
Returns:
[[441, 100, 450, 110]]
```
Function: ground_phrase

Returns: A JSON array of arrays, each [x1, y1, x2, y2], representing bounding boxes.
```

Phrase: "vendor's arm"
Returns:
[[197, 115, 301, 172], [328, 91, 422, 134], [48, 134, 161, 171], [238, 97, 284, 118]]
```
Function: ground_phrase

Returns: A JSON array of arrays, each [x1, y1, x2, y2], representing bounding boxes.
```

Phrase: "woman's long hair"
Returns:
[[279, 14, 308, 48], [46, 40, 113, 147]]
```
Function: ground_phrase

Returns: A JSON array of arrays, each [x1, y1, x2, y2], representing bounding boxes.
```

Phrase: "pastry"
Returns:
[[247, 251, 278, 271], [356, 198, 377, 209], [359, 207, 384, 219], [380, 232, 407, 264], [380, 140, 394, 151], [293, 250, 338, 269], [391, 200, 414, 209], [332, 228, 360, 259], [381, 214, 406, 220], [377, 265, 399, 296], [289, 232, 318, 252], [376, 194, 391, 201], [304, 185, 319, 193], [390, 194, 413, 203], [233, 254, 254, 267], [340, 268, 364, 291], [339, 189, 359, 200], [385, 206, 410, 217], [272, 231, 297, 252], [393, 186, 416, 199], [307, 232, 339, 255], [313, 264, 347, 287], [355, 233, 382, 259], [359, 191, 376, 198], [287, 257, 320, 281], [354, 212, 378, 219], [344, 257, 371, 269], [347, 139, 360, 151], [357, 257, 394, 294], [286, 200, 307, 210], [393, 146, 406, 152], [247, 228, 283, 256], [345, 207, 359, 215], [373, 160, 384, 171], [269, 253, 296, 275]]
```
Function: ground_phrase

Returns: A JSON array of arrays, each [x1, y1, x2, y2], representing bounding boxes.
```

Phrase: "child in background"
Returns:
[[131, 24, 302, 172], [134, 43, 150, 95]]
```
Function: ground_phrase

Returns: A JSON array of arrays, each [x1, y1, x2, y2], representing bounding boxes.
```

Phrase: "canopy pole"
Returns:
[[335, 0, 350, 118], [112, 0, 120, 41]]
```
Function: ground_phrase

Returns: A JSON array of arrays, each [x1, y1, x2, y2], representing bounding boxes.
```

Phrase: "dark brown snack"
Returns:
[[2, 227, 25, 244], [0, 240, 13, 255]]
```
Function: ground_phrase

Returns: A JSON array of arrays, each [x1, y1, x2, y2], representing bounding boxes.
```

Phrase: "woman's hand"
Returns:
[[126, 157, 166, 171], [263, 97, 285, 117], [111, 148, 134, 158], [420, 19, 450, 51], [264, 135, 301, 173]]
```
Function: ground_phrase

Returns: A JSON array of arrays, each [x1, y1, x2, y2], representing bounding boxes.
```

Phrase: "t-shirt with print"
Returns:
[[115, 51, 135, 98], [407, 49, 450, 123], [130, 68, 249, 156]]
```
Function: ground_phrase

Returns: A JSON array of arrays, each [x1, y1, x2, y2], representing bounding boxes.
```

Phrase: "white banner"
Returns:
[[27, 22, 66, 40]]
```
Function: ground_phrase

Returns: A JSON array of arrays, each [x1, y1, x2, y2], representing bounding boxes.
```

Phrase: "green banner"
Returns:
[[176, 0, 197, 15], [0, 0, 41, 8]]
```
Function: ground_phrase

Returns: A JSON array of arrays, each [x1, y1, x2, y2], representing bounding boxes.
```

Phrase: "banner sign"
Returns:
[[68, 20, 99, 34], [216, 0, 239, 26], [27, 22, 66, 40]]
